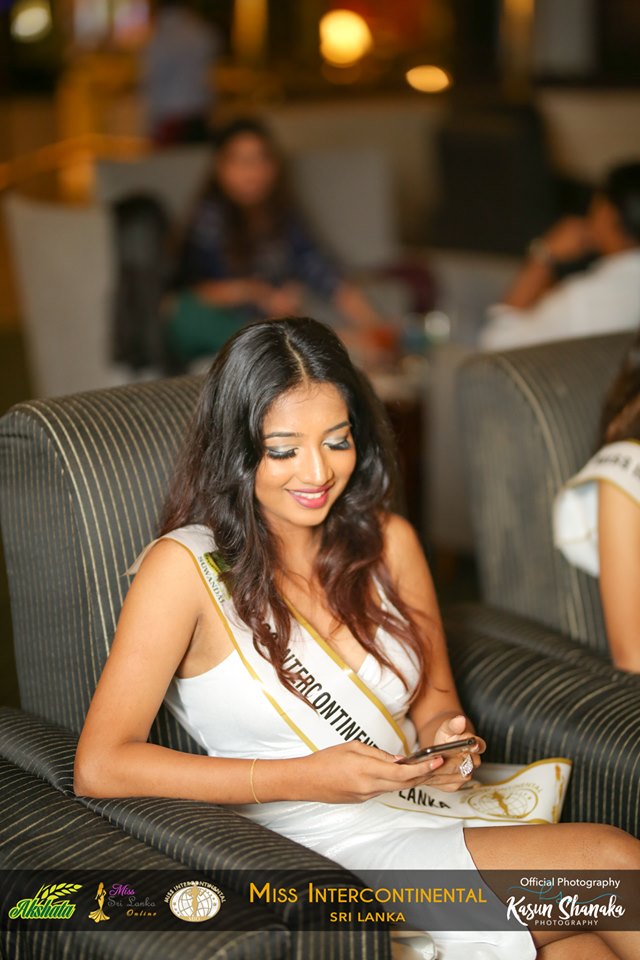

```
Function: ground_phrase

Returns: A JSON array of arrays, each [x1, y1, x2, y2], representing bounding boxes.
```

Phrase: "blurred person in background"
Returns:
[[165, 118, 396, 367], [142, 0, 220, 146], [480, 161, 640, 351], [554, 328, 640, 672]]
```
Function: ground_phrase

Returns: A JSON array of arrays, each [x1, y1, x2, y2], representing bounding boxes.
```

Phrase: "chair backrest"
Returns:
[[458, 332, 632, 651], [3, 192, 132, 398], [0, 374, 206, 754], [96, 146, 396, 273], [94, 147, 213, 227], [290, 147, 399, 270]]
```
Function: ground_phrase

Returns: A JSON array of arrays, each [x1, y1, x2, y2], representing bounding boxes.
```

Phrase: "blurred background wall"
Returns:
[[1, 0, 640, 707]]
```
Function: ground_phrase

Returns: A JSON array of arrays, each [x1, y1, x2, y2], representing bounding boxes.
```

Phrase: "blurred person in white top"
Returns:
[[480, 161, 640, 351], [142, 0, 220, 146]]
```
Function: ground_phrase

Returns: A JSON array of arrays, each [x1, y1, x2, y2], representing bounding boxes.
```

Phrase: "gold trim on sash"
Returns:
[[285, 599, 411, 756], [468, 756, 572, 786], [202, 544, 410, 756], [173, 541, 319, 753], [378, 800, 550, 826], [378, 757, 572, 825]]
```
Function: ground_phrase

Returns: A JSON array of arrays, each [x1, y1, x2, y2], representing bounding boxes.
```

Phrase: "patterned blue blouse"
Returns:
[[180, 195, 344, 304]]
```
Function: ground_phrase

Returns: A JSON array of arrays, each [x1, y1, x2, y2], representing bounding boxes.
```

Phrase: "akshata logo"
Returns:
[[8, 882, 82, 920], [165, 880, 225, 922]]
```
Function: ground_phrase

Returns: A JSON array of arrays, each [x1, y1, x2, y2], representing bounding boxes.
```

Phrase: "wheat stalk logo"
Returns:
[[34, 883, 82, 902]]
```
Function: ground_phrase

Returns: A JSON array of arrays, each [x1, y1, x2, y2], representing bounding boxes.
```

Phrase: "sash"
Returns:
[[127, 525, 572, 826], [553, 440, 640, 577], [125, 524, 412, 756], [375, 756, 571, 827]]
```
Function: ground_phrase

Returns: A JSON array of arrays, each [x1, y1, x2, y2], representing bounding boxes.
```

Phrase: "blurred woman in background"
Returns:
[[166, 117, 393, 366], [554, 329, 640, 671]]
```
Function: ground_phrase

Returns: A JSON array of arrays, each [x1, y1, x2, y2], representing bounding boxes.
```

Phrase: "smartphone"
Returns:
[[395, 737, 477, 765]]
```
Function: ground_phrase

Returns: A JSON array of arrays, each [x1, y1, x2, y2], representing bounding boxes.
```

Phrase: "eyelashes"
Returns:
[[265, 440, 352, 460], [265, 449, 296, 460]]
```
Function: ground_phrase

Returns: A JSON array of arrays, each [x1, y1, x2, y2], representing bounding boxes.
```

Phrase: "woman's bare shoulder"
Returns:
[[114, 537, 209, 656], [380, 512, 423, 575], [127, 537, 203, 601]]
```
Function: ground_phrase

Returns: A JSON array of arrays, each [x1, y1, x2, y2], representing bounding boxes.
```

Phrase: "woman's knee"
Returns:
[[584, 823, 640, 870]]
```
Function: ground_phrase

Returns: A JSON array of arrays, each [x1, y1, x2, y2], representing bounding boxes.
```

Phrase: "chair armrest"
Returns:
[[0, 705, 79, 793], [0, 706, 391, 958], [442, 604, 640, 836], [0, 753, 288, 959], [444, 603, 627, 681]]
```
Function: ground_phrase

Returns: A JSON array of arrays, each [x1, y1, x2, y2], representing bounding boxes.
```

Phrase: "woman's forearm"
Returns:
[[500, 257, 555, 309], [74, 740, 308, 804], [193, 278, 266, 307]]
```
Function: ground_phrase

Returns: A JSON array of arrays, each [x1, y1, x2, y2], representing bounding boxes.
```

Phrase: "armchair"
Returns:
[[443, 332, 640, 836], [0, 375, 388, 959]]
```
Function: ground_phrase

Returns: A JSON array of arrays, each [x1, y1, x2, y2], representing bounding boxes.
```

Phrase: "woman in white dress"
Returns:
[[554, 329, 640, 672], [75, 317, 640, 959]]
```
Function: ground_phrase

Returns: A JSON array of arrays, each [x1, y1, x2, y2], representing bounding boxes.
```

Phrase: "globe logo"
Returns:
[[468, 787, 538, 820], [167, 882, 222, 922]]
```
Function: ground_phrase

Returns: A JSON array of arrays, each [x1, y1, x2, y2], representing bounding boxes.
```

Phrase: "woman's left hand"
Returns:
[[415, 714, 486, 793]]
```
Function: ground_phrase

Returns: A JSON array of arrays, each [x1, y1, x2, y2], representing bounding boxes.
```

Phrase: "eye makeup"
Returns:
[[264, 434, 352, 460]]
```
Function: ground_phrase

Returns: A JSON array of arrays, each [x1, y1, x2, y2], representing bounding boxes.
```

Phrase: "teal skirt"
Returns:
[[165, 291, 254, 363]]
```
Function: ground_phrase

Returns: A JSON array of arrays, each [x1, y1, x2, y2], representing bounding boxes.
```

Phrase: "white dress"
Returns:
[[128, 526, 537, 960], [554, 439, 640, 577]]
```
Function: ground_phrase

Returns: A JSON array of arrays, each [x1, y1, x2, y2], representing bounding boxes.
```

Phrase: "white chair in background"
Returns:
[[5, 147, 408, 400], [3, 192, 136, 399], [423, 252, 520, 554], [94, 146, 213, 227], [291, 146, 400, 271], [291, 146, 409, 323]]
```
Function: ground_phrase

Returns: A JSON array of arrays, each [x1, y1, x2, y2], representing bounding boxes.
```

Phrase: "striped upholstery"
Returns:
[[444, 604, 640, 836], [0, 706, 389, 958], [458, 333, 632, 650], [0, 379, 390, 960], [0, 753, 289, 960], [0, 375, 205, 746]]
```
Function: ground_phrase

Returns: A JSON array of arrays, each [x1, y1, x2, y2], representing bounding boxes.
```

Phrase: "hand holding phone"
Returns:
[[395, 736, 478, 765]]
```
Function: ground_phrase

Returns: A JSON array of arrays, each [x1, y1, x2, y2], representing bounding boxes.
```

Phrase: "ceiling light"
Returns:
[[10, 0, 52, 43], [319, 9, 373, 67], [406, 65, 452, 93]]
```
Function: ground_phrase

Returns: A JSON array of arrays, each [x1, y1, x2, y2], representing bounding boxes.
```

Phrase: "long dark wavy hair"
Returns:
[[597, 163, 640, 444], [159, 317, 431, 705], [600, 326, 640, 445]]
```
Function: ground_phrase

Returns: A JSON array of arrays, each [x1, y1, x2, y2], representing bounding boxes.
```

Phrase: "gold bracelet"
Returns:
[[249, 757, 262, 804]]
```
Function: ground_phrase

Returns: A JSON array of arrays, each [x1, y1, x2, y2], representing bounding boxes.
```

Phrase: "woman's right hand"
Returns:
[[295, 741, 444, 804]]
